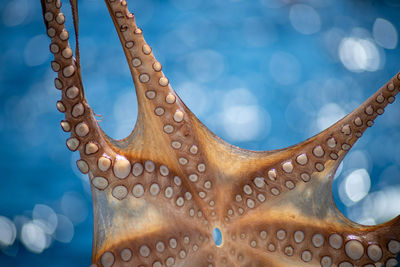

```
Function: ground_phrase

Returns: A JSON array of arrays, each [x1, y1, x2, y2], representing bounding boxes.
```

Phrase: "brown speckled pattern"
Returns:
[[41, 0, 400, 266]]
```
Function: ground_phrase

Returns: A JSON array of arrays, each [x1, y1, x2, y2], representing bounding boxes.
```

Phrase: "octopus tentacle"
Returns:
[[223, 215, 400, 267], [95, 216, 213, 267], [41, 0, 113, 177], [104, 0, 224, 222], [224, 73, 400, 265], [228, 72, 400, 216]]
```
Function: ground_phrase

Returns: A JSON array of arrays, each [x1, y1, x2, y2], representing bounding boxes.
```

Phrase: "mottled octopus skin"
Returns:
[[41, 0, 400, 266]]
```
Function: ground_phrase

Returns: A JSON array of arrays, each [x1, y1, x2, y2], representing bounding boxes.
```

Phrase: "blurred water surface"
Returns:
[[0, 0, 400, 266]]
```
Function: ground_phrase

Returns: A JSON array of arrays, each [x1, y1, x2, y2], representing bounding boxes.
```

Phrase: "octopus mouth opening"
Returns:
[[213, 227, 223, 247]]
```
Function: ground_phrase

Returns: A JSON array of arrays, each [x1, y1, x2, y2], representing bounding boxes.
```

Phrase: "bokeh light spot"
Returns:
[[340, 169, 371, 206], [32, 204, 58, 235], [2, 0, 30, 27], [223, 105, 270, 142], [373, 18, 398, 49], [21, 222, 48, 253], [289, 4, 321, 35], [54, 214, 74, 243], [0, 216, 17, 247], [61, 192, 88, 224], [317, 103, 345, 131], [339, 37, 381, 72], [24, 34, 50, 67]]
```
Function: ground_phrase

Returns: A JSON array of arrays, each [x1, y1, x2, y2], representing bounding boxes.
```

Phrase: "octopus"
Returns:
[[40, 0, 400, 266]]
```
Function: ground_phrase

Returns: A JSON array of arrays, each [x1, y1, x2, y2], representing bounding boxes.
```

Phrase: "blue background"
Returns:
[[0, 0, 400, 266]]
